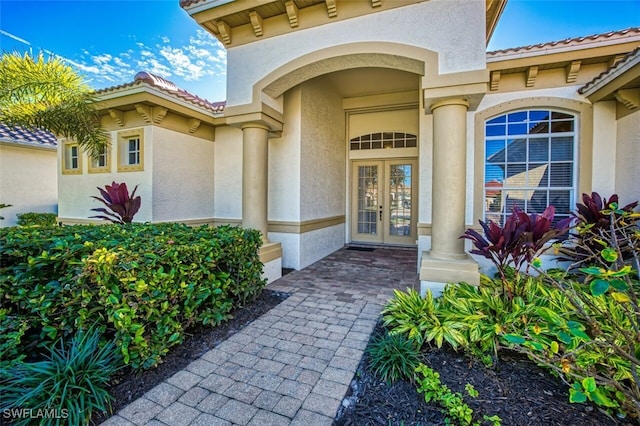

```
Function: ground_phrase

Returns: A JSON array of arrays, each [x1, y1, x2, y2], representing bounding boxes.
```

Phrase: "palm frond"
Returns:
[[0, 51, 109, 158]]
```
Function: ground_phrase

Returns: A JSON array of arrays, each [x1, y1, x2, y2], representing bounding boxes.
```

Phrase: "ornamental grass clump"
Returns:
[[367, 332, 421, 384], [0, 327, 123, 426]]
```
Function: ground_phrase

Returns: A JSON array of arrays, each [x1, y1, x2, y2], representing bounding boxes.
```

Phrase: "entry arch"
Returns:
[[254, 42, 439, 102]]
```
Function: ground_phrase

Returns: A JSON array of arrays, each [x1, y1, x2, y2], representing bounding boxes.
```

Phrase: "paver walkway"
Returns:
[[103, 246, 419, 426]]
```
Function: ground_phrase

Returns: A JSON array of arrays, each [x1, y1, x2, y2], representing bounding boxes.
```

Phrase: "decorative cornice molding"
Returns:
[[187, 118, 202, 133], [249, 10, 263, 37], [285, 0, 299, 27], [325, 0, 337, 18], [489, 70, 500, 91], [216, 20, 231, 44], [566, 60, 581, 83], [615, 88, 640, 109], [526, 65, 538, 87], [609, 54, 626, 68], [134, 104, 168, 124], [108, 109, 125, 127]]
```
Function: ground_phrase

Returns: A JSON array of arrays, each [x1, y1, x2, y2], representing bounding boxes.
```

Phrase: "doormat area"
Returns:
[[347, 246, 375, 252]]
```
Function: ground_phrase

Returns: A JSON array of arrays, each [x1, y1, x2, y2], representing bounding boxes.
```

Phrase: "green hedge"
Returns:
[[16, 212, 58, 227], [0, 223, 265, 370]]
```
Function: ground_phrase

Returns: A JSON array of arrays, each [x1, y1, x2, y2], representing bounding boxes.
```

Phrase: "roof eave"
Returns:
[[0, 139, 57, 151], [580, 54, 640, 102], [96, 84, 221, 124], [485, 0, 507, 46]]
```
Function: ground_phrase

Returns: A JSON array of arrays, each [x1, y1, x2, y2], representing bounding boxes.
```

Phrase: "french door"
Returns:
[[351, 159, 417, 245]]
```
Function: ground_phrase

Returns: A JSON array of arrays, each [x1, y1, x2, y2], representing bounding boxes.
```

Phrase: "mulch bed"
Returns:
[[92, 289, 289, 425], [334, 323, 631, 426]]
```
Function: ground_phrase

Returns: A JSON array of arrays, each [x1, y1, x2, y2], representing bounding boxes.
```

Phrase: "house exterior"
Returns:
[[57, 71, 223, 229], [0, 124, 58, 227], [57, 0, 640, 290]]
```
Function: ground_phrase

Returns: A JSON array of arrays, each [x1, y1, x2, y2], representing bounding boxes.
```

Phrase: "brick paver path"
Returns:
[[102, 247, 419, 426]]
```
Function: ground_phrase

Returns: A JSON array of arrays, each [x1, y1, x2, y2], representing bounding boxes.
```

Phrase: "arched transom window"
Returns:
[[484, 110, 576, 226], [350, 132, 417, 150]]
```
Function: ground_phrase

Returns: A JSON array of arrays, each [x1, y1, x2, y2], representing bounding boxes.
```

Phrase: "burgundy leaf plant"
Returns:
[[90, 181, 141, 224], [461, 205, 569, 297]]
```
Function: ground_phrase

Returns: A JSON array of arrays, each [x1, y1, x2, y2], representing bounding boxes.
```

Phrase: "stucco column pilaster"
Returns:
[[420, 97, 479, 289], [430, 98, 469, 260], [242, 123, 270, 243]]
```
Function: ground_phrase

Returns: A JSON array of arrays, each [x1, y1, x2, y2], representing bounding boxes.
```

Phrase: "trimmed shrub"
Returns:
[[16, 212, 57, 227], [0, 223, 265, 371]]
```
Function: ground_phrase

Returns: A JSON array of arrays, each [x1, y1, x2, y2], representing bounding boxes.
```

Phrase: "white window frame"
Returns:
[[483, 109, 577, 225]]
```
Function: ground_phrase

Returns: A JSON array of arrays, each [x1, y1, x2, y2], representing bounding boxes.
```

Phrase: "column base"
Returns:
[[419, 251, 480, 297], [259, 242, 282, 284]]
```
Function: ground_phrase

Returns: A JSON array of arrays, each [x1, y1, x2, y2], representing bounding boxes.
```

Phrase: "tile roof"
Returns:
[[95, 71, 225, 115], [0, 123, 58, 147], [487, 27, 640, 57], [179, 0, 204, 7], [578, 46, 640, 94]]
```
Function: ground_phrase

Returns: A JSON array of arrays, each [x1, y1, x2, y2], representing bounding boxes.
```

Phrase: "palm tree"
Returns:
[[0, 52, 108, 157]]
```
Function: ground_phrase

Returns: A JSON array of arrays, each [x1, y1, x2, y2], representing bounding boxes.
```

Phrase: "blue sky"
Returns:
[[1, 0, 638, 103]]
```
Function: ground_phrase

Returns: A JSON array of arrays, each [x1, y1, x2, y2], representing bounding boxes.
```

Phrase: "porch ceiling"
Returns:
[[323, 67, 419, 98]]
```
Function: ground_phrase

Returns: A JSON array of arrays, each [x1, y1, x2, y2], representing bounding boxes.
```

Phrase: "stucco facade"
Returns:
[[55, 1, 639, 286], [57, 72, 219, 226], [0, 134, 58, 227]]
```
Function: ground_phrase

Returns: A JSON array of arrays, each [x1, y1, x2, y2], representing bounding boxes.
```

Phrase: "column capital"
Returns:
[[430, 98, 469, 112], [223, 102, 284, 135], [422, 69, 488, 113], [241, 122, 271, 132]]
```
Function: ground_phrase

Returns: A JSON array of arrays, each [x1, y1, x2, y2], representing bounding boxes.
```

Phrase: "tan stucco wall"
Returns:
[[591, 101, 617, 196], [615, 109, 640, 203], [58, 127, 154, 222], [299, 76, 345, 221], [213, 125, 243, 220], [269, 88, 302, 221], [0, 143, 57, 227], [152, 127, 215, 222], [226, 0, 486, 107], [267, 77, 346, 269]]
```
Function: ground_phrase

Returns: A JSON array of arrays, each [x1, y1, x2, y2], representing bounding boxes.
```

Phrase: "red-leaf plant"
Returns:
[[559, 192, 639, 268], [461, 205, 569, 299], [90, 181, 141, 224]]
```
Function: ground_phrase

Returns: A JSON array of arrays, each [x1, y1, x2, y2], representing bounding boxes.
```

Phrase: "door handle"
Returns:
[[379, 206, 383, 221]]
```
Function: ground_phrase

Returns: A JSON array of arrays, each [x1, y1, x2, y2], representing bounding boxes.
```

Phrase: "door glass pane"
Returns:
[[389, 164, 412, 236], [357, 165, 378, 235]]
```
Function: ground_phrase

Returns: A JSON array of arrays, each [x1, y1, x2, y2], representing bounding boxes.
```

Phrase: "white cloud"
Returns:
[[60, 26, 226, 97]]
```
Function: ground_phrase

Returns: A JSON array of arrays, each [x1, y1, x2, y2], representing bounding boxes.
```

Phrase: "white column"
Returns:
[[430, 98, 469, 260], [242, 123, 270, 242], [420, 97, 479, 292]]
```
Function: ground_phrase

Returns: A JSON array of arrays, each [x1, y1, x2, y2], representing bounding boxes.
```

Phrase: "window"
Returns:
[[350, 132, 417, 150], [117, 129, 144, 172], [484, 110, 576, 226], [88, 145, 111, 173], [62, 142, 82, 174]]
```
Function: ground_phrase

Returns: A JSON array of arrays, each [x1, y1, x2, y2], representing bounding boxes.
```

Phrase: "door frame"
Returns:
[[350, 158, 418, 246]]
